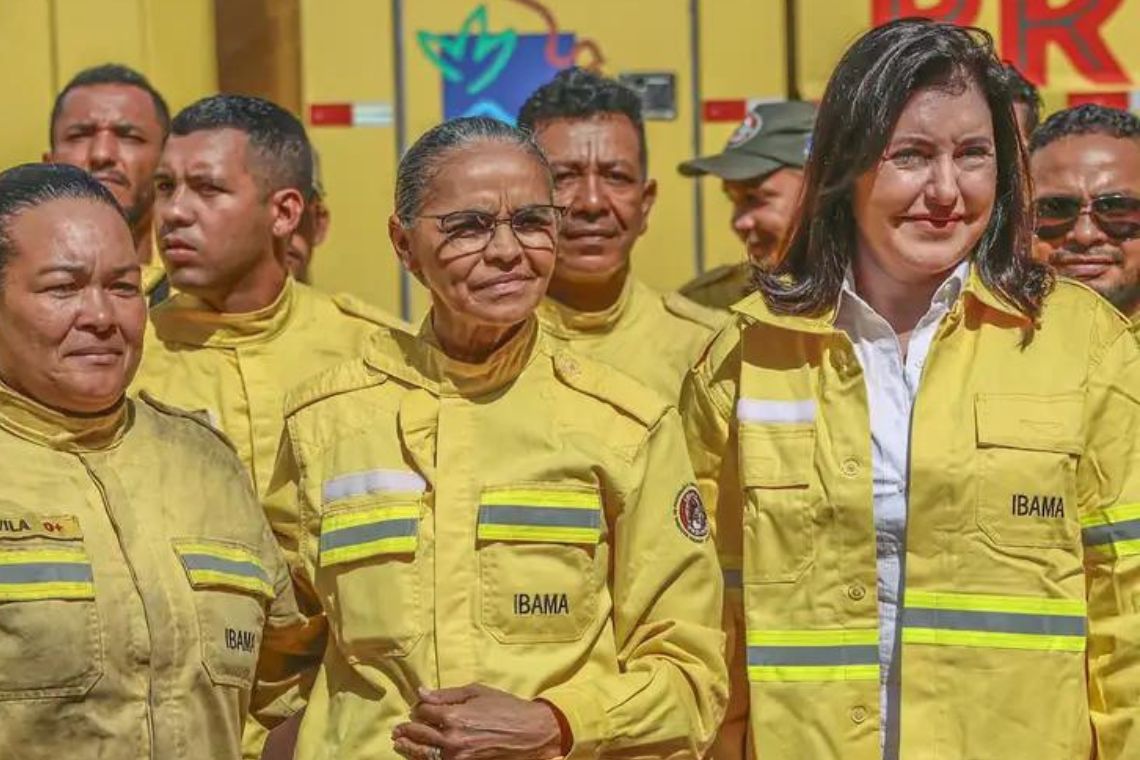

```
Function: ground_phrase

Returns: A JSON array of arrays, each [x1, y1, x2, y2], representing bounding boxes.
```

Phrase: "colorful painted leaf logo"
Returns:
[[417, 5, 518, 96]]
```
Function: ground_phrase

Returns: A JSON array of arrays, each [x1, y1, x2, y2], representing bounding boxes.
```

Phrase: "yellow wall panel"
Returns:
[[142, 0, 216, 112], [301, 0, 405, 318], [698, 0, 786, 276], [53, 0, 146, 79], [0, 1, 54, 168]]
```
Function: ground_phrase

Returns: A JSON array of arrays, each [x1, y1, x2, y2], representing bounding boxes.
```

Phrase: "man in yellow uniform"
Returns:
[[676, 101, 814, 311], [518, 68, 725, 402], [46, 63, 171, 304], [0, 162, 300, 759], [259, 320, 727, 759], [1029, 104, 1140, 333], [132, 94, 404, 499]]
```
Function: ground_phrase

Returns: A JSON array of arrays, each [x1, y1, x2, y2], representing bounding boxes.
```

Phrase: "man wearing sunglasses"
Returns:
[[1030, 104, 1140, 323]]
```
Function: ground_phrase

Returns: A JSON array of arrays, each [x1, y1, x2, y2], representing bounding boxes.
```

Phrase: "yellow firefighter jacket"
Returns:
[[261, 317, 728, 759], [132, 278, 403, 496], [0, 381, 300, 760], [538, 274, 726, 402], [678, 261, 753, 312], [681, 271, 1140, 760]]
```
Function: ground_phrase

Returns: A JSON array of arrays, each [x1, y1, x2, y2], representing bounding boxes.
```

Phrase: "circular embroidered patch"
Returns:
[[727, 112, 763, 148], [674, 484, 710, 543]]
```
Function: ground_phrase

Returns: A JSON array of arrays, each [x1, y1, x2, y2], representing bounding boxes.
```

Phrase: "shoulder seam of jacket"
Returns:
[[136, 391, 238, 454], [283, 360, 387, 418], [551, 349, 671, 428], [662, 291, 727, 331]]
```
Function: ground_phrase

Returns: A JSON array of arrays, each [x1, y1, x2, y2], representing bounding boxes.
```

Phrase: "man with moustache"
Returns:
[[46, 64, 170, 302], [1030, 104, 1140, 326], [518, 68, 724, 402], [677, 101, 815, 311], [132, 94, 402, 498]]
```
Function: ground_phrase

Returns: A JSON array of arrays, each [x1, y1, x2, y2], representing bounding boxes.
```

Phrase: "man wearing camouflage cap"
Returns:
[[678, 100, 815, 310]]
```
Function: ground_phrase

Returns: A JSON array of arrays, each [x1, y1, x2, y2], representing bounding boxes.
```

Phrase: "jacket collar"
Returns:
[[150, 277, 296, 348], [732, 257, 1028, 334], [0, 380, 129, 452], [537, 274, 636, 336], [365, 315, 540, 397]]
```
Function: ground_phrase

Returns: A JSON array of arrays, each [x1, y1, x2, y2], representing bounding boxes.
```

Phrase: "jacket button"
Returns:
[[841, 458, 860, 477], [850, 705, 868, 724], [847, 583, 866, 601]]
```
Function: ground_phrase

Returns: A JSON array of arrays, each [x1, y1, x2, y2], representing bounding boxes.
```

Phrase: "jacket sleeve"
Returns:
[[538, 408, 728, 759], [679, 324, 748, 760], [1081, 325, 1140, 759], [248, 423, 328, 730]]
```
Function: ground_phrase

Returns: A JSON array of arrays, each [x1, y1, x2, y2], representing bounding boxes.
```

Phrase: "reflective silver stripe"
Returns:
[[0, 563, 92, 584], [320, 519, 419, 552], [747, 644, 878, 667], [723, 568, 743, 589], [322, 469, 426, 503], [1083, 518, 1140, 547], [181, 554, 270, 584], [736, 398, 816, 424], [477, 505, 600, 529], [904, 608, 1087, 637]]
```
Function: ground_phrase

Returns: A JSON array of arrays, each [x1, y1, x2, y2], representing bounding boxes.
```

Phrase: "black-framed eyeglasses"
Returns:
[[416, 204, 565, 254], [1034, 193, 1140, 240]]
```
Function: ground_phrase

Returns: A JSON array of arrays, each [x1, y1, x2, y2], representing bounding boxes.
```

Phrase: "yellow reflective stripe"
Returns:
[[476, 524, 599, 544], [321, 536, 418, 566], [480, 488, 601, 509], [173, 541, 273, 598], [902, 628, 1086, 652], [1079, 503, 1140, 529], [322, 505, 419, 533], [747, 629, 879, 647], [905, 590, 1086, 617], [183, 569, 272, 598], [748, 664, 880, 682], [0, 581, 95, 602], [0, 546, 88, 564], [1094, 538, 1140, 558]]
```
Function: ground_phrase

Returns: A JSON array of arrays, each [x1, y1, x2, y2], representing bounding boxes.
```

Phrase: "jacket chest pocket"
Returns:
[[0, 519, 103, 699], [477, 485, 604, 644], [173, 539, 272, 689], [974, 394, 1083, 549], [739, 424, 817, 584], [318, 499, 424, 659]]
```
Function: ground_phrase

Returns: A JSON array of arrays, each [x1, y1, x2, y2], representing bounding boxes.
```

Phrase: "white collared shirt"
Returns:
[[834, 259, 970, 759]]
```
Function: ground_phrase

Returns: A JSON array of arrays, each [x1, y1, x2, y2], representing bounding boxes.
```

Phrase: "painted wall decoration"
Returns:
[[416, 0, 605, 124]]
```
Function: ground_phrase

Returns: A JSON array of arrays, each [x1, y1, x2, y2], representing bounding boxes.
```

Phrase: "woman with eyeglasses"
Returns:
[[258, 117, 727, 760], [682, 19, 1140, 760]]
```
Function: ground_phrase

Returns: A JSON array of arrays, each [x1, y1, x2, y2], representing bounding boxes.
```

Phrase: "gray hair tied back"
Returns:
[[394, 116, 551, 226]]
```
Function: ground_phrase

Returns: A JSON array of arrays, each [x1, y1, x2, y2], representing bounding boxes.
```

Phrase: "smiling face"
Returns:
[[389, 140, 556, 332], [724, 168, 804, 268], [852, 79, 997, 285], [47, 84, 165, 231], [0, 197, 145, 413], [1030, 133, 1140, 316], [532, 115, 656, 287]]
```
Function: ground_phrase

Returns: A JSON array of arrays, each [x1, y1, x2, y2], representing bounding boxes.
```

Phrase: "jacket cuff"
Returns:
[[537, 682, 608, 759]]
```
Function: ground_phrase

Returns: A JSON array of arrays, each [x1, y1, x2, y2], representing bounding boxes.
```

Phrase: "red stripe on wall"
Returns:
[[703, 99, 747, 122], [308, 103, 354, 126]]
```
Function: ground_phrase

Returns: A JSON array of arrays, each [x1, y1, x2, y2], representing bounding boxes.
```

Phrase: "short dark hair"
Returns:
[[762, 18, 1050, 320], [395, 116, 550, 226], [1003, 63, 1042, 133], [1029, 103, 1140, 153], [50, 63, 170, 146], [518, 67, 648, 173], [0, 163, 126, 286], [171, 94, 313, 195]]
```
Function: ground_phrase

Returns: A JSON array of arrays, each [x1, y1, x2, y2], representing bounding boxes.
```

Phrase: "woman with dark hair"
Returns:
[[682, 18, 1140, 760], [259, 117, 726, 760]]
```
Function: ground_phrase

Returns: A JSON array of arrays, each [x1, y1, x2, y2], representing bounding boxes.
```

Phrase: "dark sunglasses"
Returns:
[[1034, 194, 1140, 240]]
